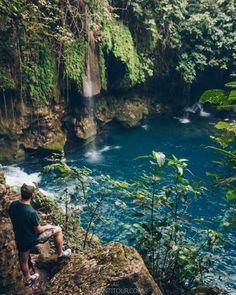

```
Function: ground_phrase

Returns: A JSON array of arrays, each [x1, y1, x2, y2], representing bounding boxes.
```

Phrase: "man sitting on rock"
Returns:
[[9, 183, 71, 286]]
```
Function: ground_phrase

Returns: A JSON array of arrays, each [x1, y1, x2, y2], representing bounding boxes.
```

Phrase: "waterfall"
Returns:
[[76, 5, 102, 145], [175, 102, 210, 124], [83, 36, 96, 119], [82, 5, 101, 110], [184, 102, 211, 117], [199, 104, 211, 117], [175, 83, 191, 123]]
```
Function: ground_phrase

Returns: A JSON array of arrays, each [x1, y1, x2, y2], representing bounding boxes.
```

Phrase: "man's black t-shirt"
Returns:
[[9, 200, 40, 251]]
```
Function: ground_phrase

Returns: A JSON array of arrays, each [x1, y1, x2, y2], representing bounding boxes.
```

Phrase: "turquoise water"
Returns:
[[3, 116, 236, 293]]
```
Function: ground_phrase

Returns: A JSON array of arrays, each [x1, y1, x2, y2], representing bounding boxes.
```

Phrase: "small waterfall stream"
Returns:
[[185, 102, 211, 117], [175, 103, 211, 124], [82, 5, 101, 118], [80, 6, 102, 160]]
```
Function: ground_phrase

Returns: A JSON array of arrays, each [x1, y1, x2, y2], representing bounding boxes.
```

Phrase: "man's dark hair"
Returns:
[[21, 183, 36, 200]]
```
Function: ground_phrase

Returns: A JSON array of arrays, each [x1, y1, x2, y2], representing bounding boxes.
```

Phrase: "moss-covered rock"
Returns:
[[49, 243, 162, 295], [96, 96, 149, 128], [115, 100, 149, 127], [224, 81, 236, 89], [0, 141, 25, 164]]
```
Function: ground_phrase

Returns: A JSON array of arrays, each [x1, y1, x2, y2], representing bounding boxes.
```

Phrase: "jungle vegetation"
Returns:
[[0, 0, 236, 293], [0, 0, 235, 106]]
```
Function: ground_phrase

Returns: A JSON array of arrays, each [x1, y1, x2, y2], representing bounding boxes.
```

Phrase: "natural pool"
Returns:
[[3, 116, 236, 293]]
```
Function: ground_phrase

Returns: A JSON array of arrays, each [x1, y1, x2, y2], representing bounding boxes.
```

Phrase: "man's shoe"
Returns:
[[25, 273, 39, 287], [57, 249, 72, 264]]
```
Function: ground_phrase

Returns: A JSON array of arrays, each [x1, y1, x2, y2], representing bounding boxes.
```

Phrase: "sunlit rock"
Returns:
[[49, 243, 162, 295]]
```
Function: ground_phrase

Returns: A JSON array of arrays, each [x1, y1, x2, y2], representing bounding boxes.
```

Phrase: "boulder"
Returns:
[[95, 96, 149, 128], [75, 117, 97, 140], [115, 100, 149, 127], [49, 242, 162, 295]]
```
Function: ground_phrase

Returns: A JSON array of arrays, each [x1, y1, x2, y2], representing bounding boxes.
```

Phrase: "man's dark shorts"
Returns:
[[18, 229, 55, 252]]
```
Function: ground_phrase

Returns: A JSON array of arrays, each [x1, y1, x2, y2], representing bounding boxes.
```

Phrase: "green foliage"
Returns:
[[102, 16, 153, 86], [42, 158, 122, 248], [225, 81, 236, 89], [63, 39, 86, 91], [115, 151, 221, 294], [229, 90, 236, 102], [98, 45, 107, 90], [22, 44, 56, 107], [0, 66, 15, 90], [113, 0, 235, 83], [199, 89, 228, 105], [200, 74, 236, 228]]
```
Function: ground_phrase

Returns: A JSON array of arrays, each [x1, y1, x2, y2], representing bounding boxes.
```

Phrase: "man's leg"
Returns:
[[52, 227, 63, 257], [19, 250, 31, 280]]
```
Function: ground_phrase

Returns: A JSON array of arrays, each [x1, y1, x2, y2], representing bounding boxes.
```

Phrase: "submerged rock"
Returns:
[[49, 242, 162, 295]]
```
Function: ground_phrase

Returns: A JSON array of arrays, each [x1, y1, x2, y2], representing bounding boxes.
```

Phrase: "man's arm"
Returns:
[[34, 224, 56, 234]]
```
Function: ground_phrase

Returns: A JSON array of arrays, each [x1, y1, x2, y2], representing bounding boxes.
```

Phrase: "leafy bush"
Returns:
[[200, 74, 236, 227], [113, 151, 222, 294], [102, 16, 153, 86]]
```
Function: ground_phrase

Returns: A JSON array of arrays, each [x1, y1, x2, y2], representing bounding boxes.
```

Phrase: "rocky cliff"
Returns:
[[0, 91, 173, 163], [0, 171, 163, 295]]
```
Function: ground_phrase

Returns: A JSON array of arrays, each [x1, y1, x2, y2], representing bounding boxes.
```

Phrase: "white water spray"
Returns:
[[184, 102, 211, 117], [1, 165, 41, 187]]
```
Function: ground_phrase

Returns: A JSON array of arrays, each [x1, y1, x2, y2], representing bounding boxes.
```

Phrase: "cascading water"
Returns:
[[185, 102, 211, 117], [81, 6, 102, 161], [175, 102, 211, 124], [174, 84, 191, 123]]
